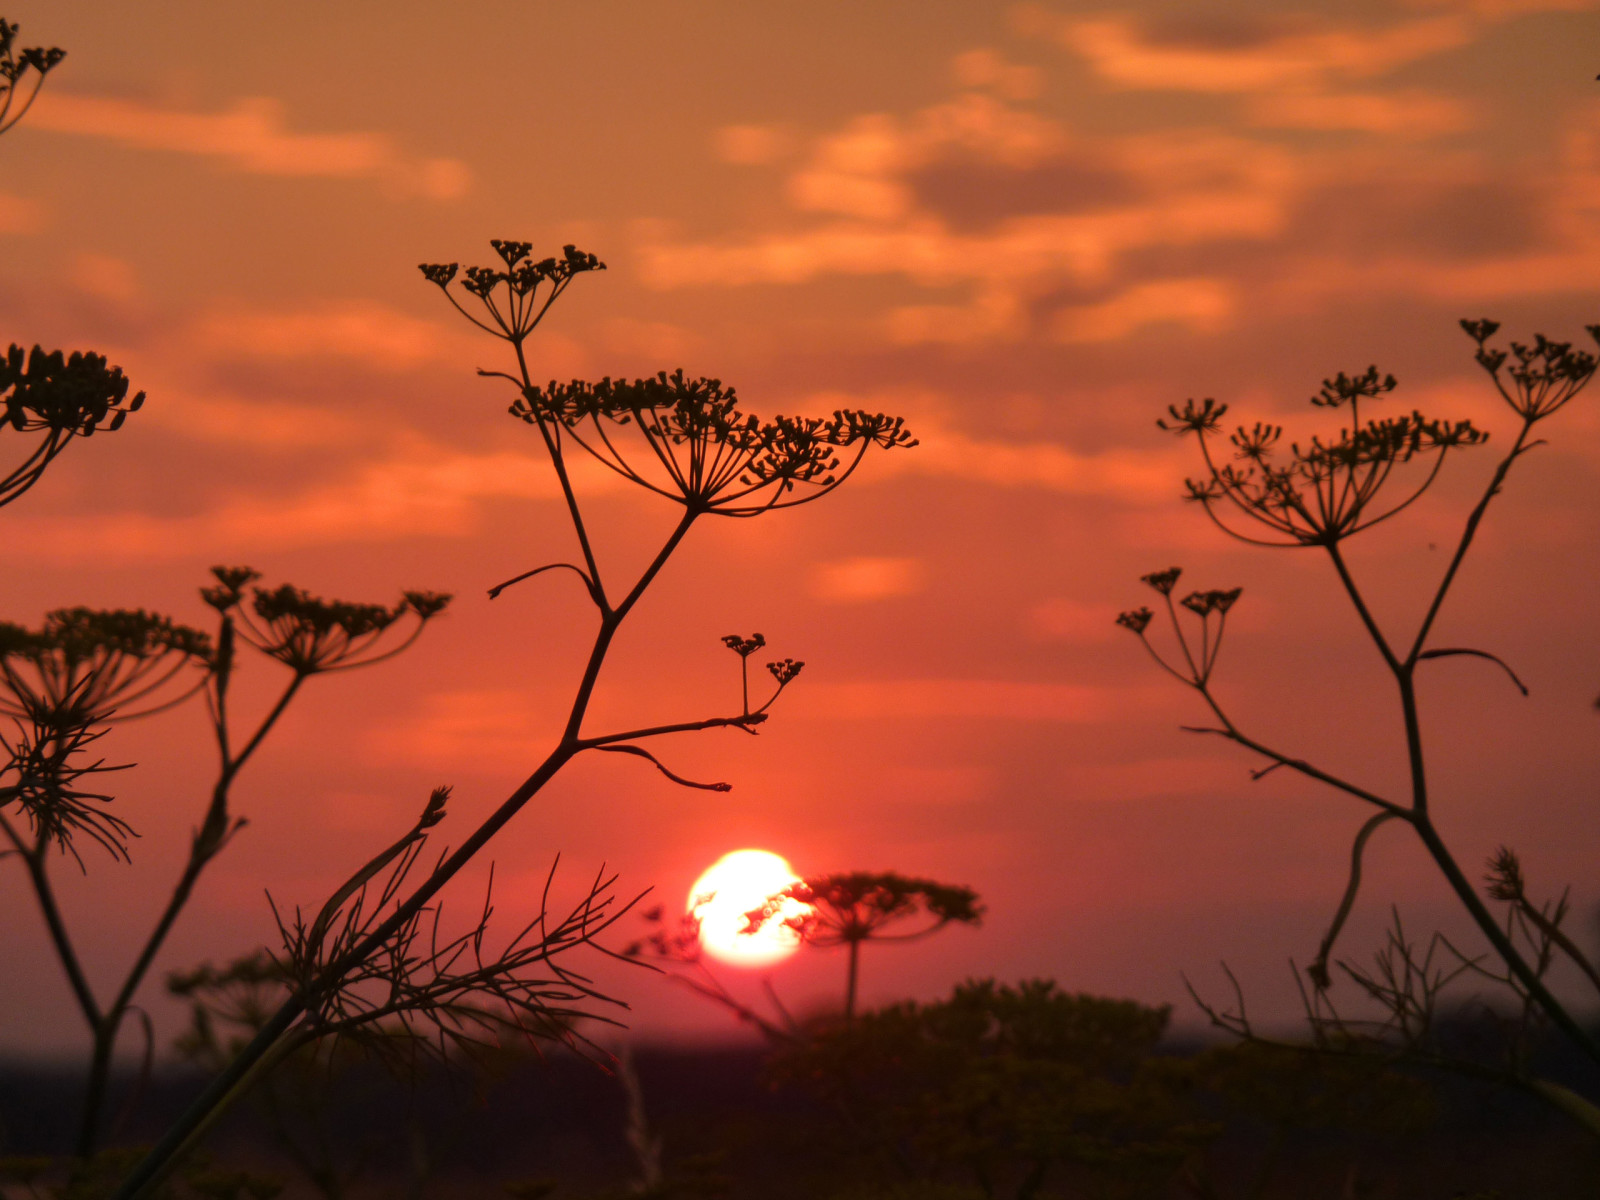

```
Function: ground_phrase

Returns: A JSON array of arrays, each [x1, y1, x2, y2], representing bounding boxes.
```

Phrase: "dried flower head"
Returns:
[[1115, 607, 1153, 635], [721, 633, 767, 658], [745, 872, 983, 947], [0, 18, 64, 137], [766, 658, 804, 686], [0, 607, 211, 728], [1163, 359, 1489, 547], [511, 370, 915, 516], [230, 582, 450, 676], [1141, 567, 1182, 595], [1, 345, 145, 507], [1462, 319, 1600, 422], [418, 241, 606, 343], [1, 609, 210, 859]]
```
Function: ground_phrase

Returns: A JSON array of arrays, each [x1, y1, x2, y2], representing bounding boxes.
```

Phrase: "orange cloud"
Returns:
[[714, 123, 795, 166], [1051, 277, 1235, 343], [809, 556, 926, 603], [184, 298, 592, 378], [1056, 15, 1471, 94], [804, 393, 1186, 502], [952, 49, 1044, 101], [70, 252, 139, 302], [1248, 88, 1474, 136], [26, 92, 470, 200], [0, 445, 625, 563]]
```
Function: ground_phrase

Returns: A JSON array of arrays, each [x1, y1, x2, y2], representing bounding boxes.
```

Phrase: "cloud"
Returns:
[[809, 556, 926, 603], [190, 301, 471, 370], [26, 92, 470, 200], [714, 124, 795, 166], [1051, 277, 1235, 343], [1247, 89, 1474, 136], [0, 444, 626, 563], [70, 252, 139, 303], [1054, 15, 1471, 94], [820, 394, 1187, 502], [185, 298, 591, 378], [952, 49, 1044, 101]]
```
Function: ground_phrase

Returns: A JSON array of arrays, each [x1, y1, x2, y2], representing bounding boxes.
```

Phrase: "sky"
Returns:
[[2, 0, 1599, 1059]]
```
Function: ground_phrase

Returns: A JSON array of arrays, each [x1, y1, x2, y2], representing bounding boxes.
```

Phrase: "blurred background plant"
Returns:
[[0, 571, 450, 1164]]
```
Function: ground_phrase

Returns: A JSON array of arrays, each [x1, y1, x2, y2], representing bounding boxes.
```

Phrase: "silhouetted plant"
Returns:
[[1120, 319, 1600, 1128], [0, 15, 62, 136], [0, 569, 449, 1161], [746, 872, 983, 1022], [2, 346, 145, 508], [3, 26, 144, 508], [110, 244, 912, 1199]]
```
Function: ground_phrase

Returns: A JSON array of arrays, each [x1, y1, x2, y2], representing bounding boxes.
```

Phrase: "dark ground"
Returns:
[[4, 1037, 1600, 1199]]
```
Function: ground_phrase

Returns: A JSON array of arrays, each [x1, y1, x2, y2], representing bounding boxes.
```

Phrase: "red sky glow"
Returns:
[[3, 0, 1599, 1056]]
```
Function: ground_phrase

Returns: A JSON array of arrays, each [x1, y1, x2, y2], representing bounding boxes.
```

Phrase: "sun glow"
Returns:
[[689, 849, 810, 968]]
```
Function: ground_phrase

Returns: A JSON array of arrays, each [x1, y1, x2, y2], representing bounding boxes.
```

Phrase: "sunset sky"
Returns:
[[3, 0, 1599, 1057]]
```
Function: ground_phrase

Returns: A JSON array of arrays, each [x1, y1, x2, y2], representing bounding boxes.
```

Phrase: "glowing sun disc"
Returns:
[[689, 849, 809, 967]]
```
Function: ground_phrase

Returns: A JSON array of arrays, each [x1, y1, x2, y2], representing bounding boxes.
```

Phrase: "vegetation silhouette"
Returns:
[[0, 572, 450, 1161], [626, 869, 980, 1039], [1120, 319, 1600, 1135], [745, 872, 983, 1023], [0, 14, 60, 136], [103, 241, 913, 1199]]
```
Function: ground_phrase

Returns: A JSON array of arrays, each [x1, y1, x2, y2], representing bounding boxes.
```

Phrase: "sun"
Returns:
[[689, 849, 810, 968]]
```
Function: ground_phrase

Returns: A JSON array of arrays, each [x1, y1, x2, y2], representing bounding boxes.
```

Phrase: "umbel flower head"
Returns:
[[1461, 318, 1600, 422], [1, 345, 145, 507], [510, 369, 916, 516], [0, 608, 211, 729], [419, 241, 606, 343], [202, 567, 451, 676], [1, 609, 210, 859], [1158, 361, 1488, 548], [0, 18, 65, 137], [746, 871, 984, 947]]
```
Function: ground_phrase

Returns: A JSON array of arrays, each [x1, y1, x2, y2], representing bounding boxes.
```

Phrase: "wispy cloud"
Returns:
[[1055, 15, 1471, 94], [27, 92, 471, 200], [0, 444, 625, 563], [817, 393, 1187, 502]]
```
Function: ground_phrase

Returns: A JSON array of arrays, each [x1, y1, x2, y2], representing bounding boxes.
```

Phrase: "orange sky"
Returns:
[[3, 0, 1599, 1056]]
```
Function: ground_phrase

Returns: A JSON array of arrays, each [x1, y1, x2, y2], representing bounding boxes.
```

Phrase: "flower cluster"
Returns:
[[511, 369, 916, 516], [1462, 318, 1600, 422], [745, 872, 983, 948], [1, 345, 145, 507], [418, 241, 605, 342], [1, 608, 210, 857], [1116, 566, 1243, 688], [0, 18, 64, 136], [203, 573, 450, 677], [1159, 361, 1486, 547], [0, 608, 211, 728]]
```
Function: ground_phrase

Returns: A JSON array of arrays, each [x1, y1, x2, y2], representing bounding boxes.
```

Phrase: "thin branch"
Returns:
[[1416, 647, 1529, 696], [591, 744, 732, 792]]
